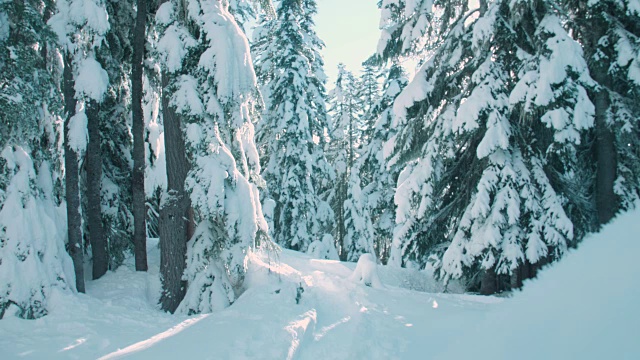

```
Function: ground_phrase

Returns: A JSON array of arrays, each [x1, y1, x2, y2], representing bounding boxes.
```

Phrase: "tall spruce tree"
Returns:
[[93, 0, 136, 271], [327, 64, 363, 259], [253, 0, 334, 253], [359, 62, 408, 263], [155, 0, 270, 314], [357, 64, 381, 145], [343, 165, 376, 262]]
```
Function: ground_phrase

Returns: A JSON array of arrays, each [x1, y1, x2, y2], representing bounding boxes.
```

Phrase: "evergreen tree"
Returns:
[[327, 64, 362, 259], [0, 0, 73, 318], [359, 62, 408, 263], [300, 0, 330, 146], [155, 0, 270, 314], [343, 166, 376, 262], [253, 0, 334, 253], [383, 0, 594, 292], [357, 64, 381, 145], [95, 0, 136, 270]]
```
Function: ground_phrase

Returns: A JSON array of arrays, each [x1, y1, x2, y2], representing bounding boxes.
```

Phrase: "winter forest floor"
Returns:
[[1, 210, 639, 359]]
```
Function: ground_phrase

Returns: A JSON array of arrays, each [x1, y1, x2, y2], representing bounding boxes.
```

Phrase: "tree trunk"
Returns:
[[63, 54, 85, 293], [586, 10, 618, 226], [480, 266, 497, 295], [86, 99, 108, 279], [132, 0, 148, 271], [187, 207, 196, 240], [337, 174, 347, 260], [510, 266, 522, 290], [159, 71, 191, 313], [594, 89, 617, 225]]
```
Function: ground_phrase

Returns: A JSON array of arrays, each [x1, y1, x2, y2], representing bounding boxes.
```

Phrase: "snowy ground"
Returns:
[[1, 209, 639, 359]]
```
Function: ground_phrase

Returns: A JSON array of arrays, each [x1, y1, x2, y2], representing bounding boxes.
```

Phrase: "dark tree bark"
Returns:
[[86, 99, 108, 279], [132, 0, 148, 271], [187, 207, 196, 240], [586, 11, 618, 226], [480, 266, 497, 295], [159, 71, 191, 313], [510, 267, 522, 290], [63, 54, 85, 293], [594, 89, 617, 225]]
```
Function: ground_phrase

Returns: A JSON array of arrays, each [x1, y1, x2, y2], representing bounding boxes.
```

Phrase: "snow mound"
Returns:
[[437, 207, 640, 359], [349, 253, 384, 288]]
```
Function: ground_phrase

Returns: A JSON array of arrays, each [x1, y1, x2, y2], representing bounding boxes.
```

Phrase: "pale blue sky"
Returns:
[[315, 0, 381, 85]]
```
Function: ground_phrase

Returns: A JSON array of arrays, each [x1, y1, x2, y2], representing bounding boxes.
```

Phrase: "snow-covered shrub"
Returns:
[[307, 234, 339, 260], [252, 0, 335, 252], [0, 147, 73, 319], [349, 253, 384, 288]]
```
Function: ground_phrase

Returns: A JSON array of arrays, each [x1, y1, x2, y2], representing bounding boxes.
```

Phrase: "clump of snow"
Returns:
[[155, 2, 174, 26], [194, 0, 257, 102], [67, 105, 88, 154], [171, 75, 204, 116], [67, 0, 110, 35], [156, 25, 197, 73], [0, 146, 73, 320], [74, 58, 109, 101], [307, 234, 339, 260], [349, 254, 384, 288], [48, 0, 110, 51]]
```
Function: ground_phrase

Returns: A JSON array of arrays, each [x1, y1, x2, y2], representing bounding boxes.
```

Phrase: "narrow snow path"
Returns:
[[91, 250, 499, 360]]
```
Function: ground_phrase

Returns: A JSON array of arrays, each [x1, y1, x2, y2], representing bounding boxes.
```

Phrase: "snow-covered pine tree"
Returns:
[[343, 166, 376, 262], [300, 0, 331, 149], [564, 0, 640, 225], [155, 0, 269, 314], [359, 64, 380, 115], [359, 62, 408, 263], [252, 0, 334, 253], [49, 0, 112, 280], [0, 0, 74, 318], [383, 0, 595, 292], [327, 64, 363, 259], [142, 1, 169, 241], [357, 64, 381, 145], [93, 0, 136, 270]]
